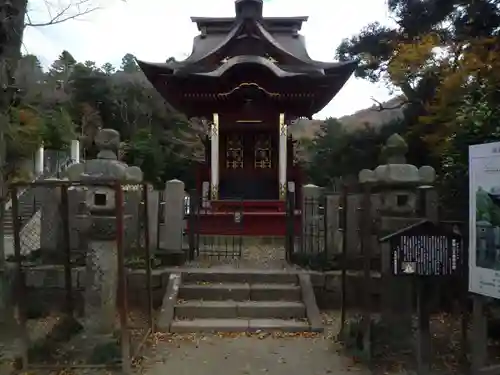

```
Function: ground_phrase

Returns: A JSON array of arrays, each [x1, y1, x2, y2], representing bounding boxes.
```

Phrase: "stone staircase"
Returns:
[[2, 155, 73, 257], [3, 155, 73, 237], [160, 269, 323, 333], [3, 189, 41, 237]]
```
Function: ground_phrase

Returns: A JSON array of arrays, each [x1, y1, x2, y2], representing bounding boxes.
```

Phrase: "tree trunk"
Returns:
[[0, 0, 29, 323]]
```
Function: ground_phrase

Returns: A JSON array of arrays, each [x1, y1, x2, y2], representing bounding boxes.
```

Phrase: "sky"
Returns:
[[23, 0, 396, 119]]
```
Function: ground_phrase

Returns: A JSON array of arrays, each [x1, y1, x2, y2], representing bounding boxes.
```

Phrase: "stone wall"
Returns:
[[22, 265, 170, 315], [310, 271, 382, 309], [325, 192, 382, 259], [19, 265, 382, 314]]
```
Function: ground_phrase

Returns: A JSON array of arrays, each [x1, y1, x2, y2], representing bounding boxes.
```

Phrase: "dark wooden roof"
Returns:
[[137, 0, 357, 117]]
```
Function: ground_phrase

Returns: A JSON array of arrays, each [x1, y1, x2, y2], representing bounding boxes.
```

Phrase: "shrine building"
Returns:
[[138, 0, 357, 236]]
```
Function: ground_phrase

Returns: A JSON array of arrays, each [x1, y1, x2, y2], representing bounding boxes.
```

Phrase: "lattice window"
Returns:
[[254, 136, 272, 169], [226, 136, 244, 169]]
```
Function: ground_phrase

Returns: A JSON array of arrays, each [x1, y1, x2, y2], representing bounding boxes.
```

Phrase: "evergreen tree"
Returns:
[[120, 53, 139, 73]]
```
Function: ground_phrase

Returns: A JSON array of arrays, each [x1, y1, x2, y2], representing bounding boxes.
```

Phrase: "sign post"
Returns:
[[380, 220, 462, 375]]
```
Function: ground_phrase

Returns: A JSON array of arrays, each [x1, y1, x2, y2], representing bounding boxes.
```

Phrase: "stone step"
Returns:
[[178, 283, 301, 301], [170, 318, 311, 333], [175, 300, 306, 319], [182, 270, 298, 285]]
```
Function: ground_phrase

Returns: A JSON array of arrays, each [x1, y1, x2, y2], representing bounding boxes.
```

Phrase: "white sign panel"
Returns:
[[469, 142, 500, 299]]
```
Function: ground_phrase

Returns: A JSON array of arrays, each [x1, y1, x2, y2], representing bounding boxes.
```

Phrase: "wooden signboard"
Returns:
[[380, 220, 462, 277]]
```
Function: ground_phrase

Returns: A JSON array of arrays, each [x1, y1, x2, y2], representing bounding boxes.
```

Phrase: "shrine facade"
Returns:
[[138, 0, 357, 235]]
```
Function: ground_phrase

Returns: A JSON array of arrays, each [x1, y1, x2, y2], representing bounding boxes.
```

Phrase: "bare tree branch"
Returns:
[[25, 0, 101, 27], [43, 0, 54, 21], [370, 96, 413, 112]]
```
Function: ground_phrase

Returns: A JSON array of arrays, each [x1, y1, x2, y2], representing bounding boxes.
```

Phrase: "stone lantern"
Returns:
[[359, 133, 436, 215], [65, 129, 142, 338], [358, 133, 437, 350]]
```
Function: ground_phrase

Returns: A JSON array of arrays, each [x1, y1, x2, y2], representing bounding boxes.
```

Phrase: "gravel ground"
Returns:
[[136, 311, 370, 375], [186, 241, 299, 270], [139, 334, 361, 375], [1, 312, 370, 375]]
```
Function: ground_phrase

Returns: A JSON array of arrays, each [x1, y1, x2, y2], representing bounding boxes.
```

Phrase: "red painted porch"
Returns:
[[187, 200, 301, 236]]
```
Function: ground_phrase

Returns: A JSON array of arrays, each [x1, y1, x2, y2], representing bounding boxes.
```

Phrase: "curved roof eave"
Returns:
[[311, 74, 356, 113], [137, 20, 243, 74], [191, 55, 315, 78], [323, 60, 359, 74], [136, 60, 175, 78], [138, 18, 358, 79], [178, 20, 244, 66], [255, 22, 359, 72]]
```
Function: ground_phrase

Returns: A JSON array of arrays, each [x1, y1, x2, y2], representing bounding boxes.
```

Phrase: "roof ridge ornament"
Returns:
[[235, 0, 263, 20]]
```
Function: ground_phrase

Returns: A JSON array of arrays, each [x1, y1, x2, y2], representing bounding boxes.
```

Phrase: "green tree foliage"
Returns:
[[48, 50, 76, 87], [306, 118, 405, 187], [438, 83, 500, 218], [5, 51, 199, 187], [315, 0, 500, 217], [120, 53, 139, 73], [5, 107, 44, 180], [42, 107, 75, 150], [123, 127, 166, 188], [336, 0, 500, 149]]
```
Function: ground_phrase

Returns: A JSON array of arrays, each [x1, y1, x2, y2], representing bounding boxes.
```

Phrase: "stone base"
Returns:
[[154, 249, 186, 267], [17, 265, 383, 316], [170, 318, 310, 333]]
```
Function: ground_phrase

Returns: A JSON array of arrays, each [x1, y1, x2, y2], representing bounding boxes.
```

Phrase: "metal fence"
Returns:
[[285, 190, 341, 270], [185, 191, 244, 260], [6, 180, 154, 374]]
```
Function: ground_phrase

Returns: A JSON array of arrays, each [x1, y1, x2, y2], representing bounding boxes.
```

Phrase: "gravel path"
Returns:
[[141, 335, 361, 375], [138, 313, 369, 375], [186, 241, 299, 270]]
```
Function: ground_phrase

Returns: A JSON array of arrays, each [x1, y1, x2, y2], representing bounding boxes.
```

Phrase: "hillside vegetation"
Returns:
[[288, 96, 406, 140]]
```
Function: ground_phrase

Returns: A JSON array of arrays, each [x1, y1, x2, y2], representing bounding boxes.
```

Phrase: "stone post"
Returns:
[[359, 133, 436, 350], [123, 188, 141, 252], [162, 179, 185, 252], [325, 193, 342, 255], [301, 184, 322, 254], [40, 179, 63, 260], [147, 188, 160, 251], [34, 144, 44, 175], [68, 186, 88, 253], [71, 139, 80, 164]]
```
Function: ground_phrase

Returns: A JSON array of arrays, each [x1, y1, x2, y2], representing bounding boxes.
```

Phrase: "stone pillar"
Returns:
[[40, 180, 62, 259], [210, 113, 219, 200], [71, 139, 80, 164], [278, 113, 287, 200], [81, 183, 122, 335], [34, 144, 44, 175], [68, 186, 88, 252], [162, 179, 185, 252], [85, 234, 118, 334], [301, 184, 322, 254], [147, 188, 160, 251], [326, 193, 342, 255], [123, 188, 141, 252]]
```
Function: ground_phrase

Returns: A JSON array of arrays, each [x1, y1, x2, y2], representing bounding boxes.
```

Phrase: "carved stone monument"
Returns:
[[65, 129, 142, 338]]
